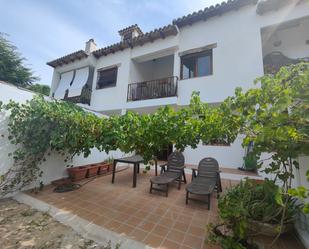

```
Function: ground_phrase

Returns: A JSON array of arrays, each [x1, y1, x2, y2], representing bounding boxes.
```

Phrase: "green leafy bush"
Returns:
[[207, 179, 300, 249]]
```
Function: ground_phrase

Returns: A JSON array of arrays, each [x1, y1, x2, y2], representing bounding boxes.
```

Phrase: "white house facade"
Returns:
[[47, 0, 309, 168]]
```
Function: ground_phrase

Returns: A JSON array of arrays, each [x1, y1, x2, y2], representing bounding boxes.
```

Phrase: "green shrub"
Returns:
[[207, 179, 300, 249]]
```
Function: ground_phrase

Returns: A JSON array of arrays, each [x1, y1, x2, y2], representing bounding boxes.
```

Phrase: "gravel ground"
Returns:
[[0, 198, 117, 249]]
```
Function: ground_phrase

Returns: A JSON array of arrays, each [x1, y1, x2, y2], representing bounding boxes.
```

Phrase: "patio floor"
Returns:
[[26, 167, 305, 249]]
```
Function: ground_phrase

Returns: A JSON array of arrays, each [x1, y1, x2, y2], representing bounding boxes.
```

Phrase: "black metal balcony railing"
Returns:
[[127, 76, 178, 102], [63, 84, 92, 105]]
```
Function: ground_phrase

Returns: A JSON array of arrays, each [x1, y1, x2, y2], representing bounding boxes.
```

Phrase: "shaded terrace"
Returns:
[[26, 167, 304, 249]]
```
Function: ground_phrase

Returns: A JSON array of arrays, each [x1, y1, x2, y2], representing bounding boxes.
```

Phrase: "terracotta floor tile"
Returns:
[[93, 215, 110, 226], [167, 230, 186, 244], [129, 228, 149, 242], [173, 221, 190, 233], [177, 214, 193, 224], [187, 225, 205, 238], [133, 210, 149, 219], [113, 212, 130, 223], [145, 213, 161, 223], [183, 234, 204, 249], [115, 223, 135, 235], [126, 216, 143, 227], [158, 218, 175, 228], [164, 210, 180, 220], [83, 212, 98, 222], [191, 217, 208, 229], [152, 224, 171, 237], [179, 245, 192, 249], [28, 169, 304, 249], [138, 221, 156, 232], [144, 233, 165, 248], [153, 207, 168, 216], [105, 219, 122, 231], [159, 238, 181, 249]]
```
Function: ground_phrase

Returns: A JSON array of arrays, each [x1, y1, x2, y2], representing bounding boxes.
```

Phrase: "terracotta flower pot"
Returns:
[[105, 163, 112, 172], [97, 163, 108, 175], [86, 164, 100, 178], [67, 166, 88, 182]]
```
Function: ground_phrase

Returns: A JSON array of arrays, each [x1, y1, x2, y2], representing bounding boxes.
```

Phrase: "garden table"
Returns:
[[111, 155, 158, 188]]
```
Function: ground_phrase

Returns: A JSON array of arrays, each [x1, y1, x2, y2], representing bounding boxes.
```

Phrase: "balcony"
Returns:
[[63, 84, 92, 105], [261, 17, 309, 74], [127, 76, 178, 102]]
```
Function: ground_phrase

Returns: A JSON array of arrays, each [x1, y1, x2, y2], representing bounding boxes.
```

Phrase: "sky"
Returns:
[[0, 0, 223, 85]]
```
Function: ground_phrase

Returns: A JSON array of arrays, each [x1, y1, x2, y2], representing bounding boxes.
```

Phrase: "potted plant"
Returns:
[[242, 152, 258, 172], [67, 166, 88, 182], [86, 164, 100, 177], [98, 157, 114, 174], [97, 162, 109, 175]]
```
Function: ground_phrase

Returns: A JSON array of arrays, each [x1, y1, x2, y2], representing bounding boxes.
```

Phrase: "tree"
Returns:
[[27, 84, 50, 96], [206, 63, 308, 249], [0, 33, 39, 86], [228, 62, 309, 192]]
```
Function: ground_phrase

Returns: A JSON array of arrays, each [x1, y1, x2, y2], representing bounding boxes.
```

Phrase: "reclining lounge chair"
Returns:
[[186, 157, 222, 210], [150, 152, 186, 197]]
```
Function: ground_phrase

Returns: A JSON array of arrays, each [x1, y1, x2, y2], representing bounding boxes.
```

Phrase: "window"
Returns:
[[181, 50, 212, 79], [96, 67, 118, 89]]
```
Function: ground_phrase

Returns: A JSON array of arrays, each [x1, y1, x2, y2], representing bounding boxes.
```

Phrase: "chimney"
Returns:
[[118, 24, 143, 42], [85, 39, 97, 53]]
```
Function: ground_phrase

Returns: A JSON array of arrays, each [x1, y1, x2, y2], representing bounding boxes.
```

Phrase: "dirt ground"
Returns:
[[0, 198, 115, 249]]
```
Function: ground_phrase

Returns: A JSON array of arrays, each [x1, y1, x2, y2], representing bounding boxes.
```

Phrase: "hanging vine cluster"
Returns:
[[0, 91, 240, 195]]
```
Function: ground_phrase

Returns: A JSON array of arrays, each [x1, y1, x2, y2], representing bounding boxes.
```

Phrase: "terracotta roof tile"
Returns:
[[118, 24, 143, 36], [173, 0, 258, 27], [92, 24, 178, 58], [47, 50, 88, 68]]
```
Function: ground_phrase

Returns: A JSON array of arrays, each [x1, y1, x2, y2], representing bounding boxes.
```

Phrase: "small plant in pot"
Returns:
[[67, 166, 88, 182], [96, 157, 114, 175], [103, 157, 114, 172], [242, 152, 258, 172], [86, 164, 100, 177]]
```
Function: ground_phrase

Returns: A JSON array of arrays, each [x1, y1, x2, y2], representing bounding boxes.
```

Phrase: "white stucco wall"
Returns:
[[130, 55, 174, 83], [47, 0, 309, 172], [0, 83, 122, 188], [0, 84, 35, 177], [183, 135, 246, 168], [177, 2, 309, 105], [90, 50, 131, 112], [296, 156, 309, 189], [50, 0, 309, 113], [50, 1, 309, 112]]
